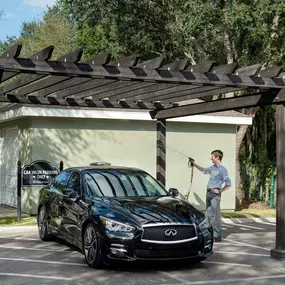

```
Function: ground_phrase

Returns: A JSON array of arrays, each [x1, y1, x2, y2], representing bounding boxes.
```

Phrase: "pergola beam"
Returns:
[[20, 52, 112, 97], [0, 57, 284, 90], [103, 82, 184, 102], [187, 61, 215, 73], [93, 82, 156, 100], [108, 54, 140, 67], [71, 80, 138, 99], [0, 43, 22, 83], [235, 64, 261, 76], [50, 78, 116, 99], [0, 48, 81, 95], [152, 86, 243, 104], [153, 90, 280, 119], [50, 54, 144, 100]]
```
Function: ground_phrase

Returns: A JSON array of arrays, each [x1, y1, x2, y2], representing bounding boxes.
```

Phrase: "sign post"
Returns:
[[17, 161, 22, 222], [17, 160, 61, 222]]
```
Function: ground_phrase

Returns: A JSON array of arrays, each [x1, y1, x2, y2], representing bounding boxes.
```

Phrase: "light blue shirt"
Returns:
[[203, 163, 231, 189]]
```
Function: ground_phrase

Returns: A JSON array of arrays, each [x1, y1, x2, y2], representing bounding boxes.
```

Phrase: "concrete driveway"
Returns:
[[0, 219, 283, 285]]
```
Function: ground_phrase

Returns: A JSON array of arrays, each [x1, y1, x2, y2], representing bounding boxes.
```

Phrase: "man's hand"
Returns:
[[221, 186, 230, 193], [188, 157, 195, 167], [188, 159, 204, 172]]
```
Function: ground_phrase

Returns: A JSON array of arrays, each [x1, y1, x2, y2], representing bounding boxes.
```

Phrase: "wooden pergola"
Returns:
[[0, 44, 284, 260]]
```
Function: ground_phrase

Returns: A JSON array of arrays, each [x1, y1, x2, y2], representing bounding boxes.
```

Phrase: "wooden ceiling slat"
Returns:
[[157, 87, 243, 104]]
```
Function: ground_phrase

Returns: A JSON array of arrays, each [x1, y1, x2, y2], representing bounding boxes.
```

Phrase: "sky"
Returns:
[[0, 0, 57, 42]]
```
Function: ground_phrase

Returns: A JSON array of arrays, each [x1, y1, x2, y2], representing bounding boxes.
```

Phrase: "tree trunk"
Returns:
[[236, 14, 279, 209], [235, 107, 259, 209], [235, 125, 248, 208]]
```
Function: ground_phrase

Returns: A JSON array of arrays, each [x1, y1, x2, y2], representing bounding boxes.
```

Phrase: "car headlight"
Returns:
[[100, 217, 135, 232], [198, 217, 211, 230]]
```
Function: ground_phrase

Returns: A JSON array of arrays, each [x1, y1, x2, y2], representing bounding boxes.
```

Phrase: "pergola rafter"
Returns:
[[0, 44, 285, 261]]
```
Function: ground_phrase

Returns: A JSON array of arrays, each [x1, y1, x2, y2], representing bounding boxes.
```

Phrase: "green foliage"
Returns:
[[0, 36, 18, 55], [19, 10, 75, 59], [58, 0, 285, 66], [0, 6, 75, 59], [0, 216, 36, 226], [240, 105, 277, 201]]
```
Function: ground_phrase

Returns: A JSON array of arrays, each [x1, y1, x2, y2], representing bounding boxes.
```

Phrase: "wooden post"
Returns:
[[156, 119, 166, 187], [271, 90, 285, 260]]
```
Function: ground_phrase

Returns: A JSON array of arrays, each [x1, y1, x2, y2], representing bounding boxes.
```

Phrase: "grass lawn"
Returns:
[[0, 216, 37, 226], [221, 209, 276, 218]]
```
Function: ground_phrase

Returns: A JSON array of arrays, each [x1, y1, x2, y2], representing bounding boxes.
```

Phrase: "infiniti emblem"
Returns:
[[165, 229, 177, 237]]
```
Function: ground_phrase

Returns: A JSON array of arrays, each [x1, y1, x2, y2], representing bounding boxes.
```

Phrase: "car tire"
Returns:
[[38, 206, 53, 241], [83, 223, 104, 269]]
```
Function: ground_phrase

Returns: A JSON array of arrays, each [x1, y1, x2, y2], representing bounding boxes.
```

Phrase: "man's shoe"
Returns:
[[214, 237, 222, 242]]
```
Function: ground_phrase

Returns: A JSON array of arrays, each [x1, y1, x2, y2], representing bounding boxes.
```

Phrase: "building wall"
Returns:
[[19, 119, 34, 214], [19, 117, 236, 214], [0, 119, 32, 211], [166, 121, 236, 211]]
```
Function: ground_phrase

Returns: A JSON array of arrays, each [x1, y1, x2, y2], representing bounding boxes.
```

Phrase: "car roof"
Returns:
[[64, 166, 145, 172]]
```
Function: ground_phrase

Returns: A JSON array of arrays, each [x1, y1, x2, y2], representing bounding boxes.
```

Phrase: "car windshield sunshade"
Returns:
[[84, 170, 168, 197]]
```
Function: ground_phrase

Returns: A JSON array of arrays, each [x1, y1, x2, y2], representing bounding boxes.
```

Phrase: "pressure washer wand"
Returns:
[[156, 142, 195, 200], [157, 142, 189, 158], [186, 157, 195, 200]]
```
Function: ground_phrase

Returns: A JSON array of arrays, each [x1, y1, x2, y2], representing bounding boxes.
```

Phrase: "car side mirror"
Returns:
[[169, 188, 179, 197], [63, 188, 78, 199]]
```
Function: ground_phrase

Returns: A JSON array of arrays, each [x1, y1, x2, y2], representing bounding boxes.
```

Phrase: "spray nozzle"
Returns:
[[188, 157, 194, 167]]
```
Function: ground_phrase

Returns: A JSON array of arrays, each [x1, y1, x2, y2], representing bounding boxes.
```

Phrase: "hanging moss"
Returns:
[[239, 105, 276, 201]]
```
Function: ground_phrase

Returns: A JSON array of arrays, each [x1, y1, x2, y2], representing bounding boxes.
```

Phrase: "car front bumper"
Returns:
[[101, 228, 213, 262]]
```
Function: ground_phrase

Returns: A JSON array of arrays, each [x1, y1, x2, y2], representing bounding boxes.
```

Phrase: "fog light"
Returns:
[[111, 248, 119, 255], [110, 244, 128, 257]]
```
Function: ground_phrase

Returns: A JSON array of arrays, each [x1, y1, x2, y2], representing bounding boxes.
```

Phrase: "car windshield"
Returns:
[[84, 169, 168, 197]]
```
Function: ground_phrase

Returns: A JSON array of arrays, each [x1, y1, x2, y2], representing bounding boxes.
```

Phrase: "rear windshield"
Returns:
[[84, 170, 168, 197]]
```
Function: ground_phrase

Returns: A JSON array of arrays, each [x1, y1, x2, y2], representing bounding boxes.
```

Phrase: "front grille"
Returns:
[[135, 248, 199, 259], [141, 224, 197, 244]]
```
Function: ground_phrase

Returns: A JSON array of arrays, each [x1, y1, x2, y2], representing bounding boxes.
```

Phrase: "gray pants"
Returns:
[[206, 191, 222, 239]]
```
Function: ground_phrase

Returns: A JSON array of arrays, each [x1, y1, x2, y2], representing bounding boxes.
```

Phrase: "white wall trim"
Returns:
[[0, 106, 252, 125]]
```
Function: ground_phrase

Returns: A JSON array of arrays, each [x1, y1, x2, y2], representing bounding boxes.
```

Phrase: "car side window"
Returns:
[[52, 170, 71, 191], [67, 171, 81, 196]]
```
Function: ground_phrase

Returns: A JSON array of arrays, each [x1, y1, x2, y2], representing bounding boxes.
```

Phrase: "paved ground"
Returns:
[[0, 220, 283, 285]]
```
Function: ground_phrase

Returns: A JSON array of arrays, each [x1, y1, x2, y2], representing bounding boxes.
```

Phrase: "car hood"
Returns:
[[90, 196, 204, 226]]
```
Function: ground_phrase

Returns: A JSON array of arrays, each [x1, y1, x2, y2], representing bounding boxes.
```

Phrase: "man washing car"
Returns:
[[190, 150, 231, 242]]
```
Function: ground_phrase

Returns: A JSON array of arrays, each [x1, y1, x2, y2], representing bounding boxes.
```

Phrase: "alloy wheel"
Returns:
[[84, 226, 98, 264], [38, 207, 46, 238]]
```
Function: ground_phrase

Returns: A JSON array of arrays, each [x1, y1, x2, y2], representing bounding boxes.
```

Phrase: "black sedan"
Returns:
[[37, 164, 213, 268]]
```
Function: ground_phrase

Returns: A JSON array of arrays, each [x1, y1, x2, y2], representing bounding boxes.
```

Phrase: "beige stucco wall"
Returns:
[[17, 117, 236, 214], [166, 122, 236, 211], [0, 119, 34, 212]]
